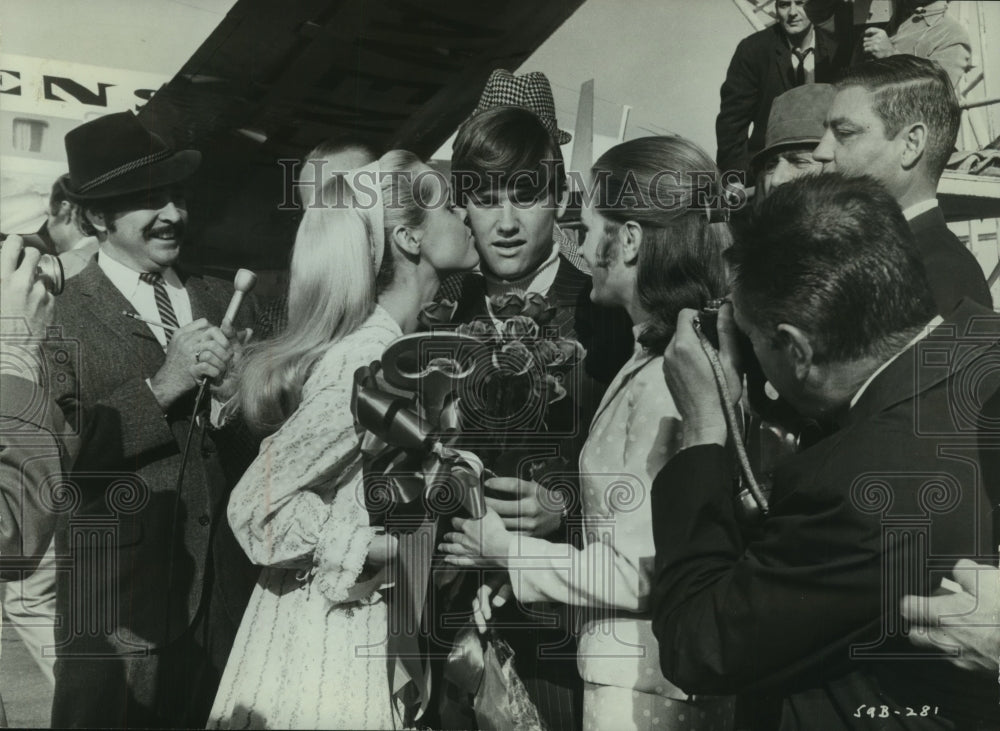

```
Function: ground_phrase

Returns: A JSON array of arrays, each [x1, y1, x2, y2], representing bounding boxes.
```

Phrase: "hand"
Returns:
[[473, 581, 512, 634], [901, 558, 1000, 673], [439, 508, 512, 569], [148, 318, 234, 409], [0, 235, 53, 338], [862, 27, 893, 59], [366, 530, 399, 571], [662, 305, 741, 448], [484, 477, 563, 537], [210, 327, 253, 401]]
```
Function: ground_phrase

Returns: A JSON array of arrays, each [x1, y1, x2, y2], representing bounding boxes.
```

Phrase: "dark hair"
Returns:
[[728, 172, 937, 363], [837, 55, 960, 181], [590, 136, 731, 352], [451, 106, 566, 206], [79, 201, 117, 237], [48, 177, 71, 216]]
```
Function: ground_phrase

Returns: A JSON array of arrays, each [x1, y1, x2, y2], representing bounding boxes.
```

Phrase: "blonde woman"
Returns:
[[208, 150, 477, 729]]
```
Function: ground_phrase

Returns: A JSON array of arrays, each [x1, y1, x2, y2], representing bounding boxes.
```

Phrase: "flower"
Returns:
[[488, 291, 527, 319], [500, 315, 540, 342], [491, 340, 534, 376], [535, 338, 586, 370], [418, 300, 459, 329], [521, 292, 557, 325], [456, 319, 498, 341]]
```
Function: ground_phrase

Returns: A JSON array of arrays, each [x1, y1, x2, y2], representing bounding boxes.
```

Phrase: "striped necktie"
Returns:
[[139, 271, 179, 342]]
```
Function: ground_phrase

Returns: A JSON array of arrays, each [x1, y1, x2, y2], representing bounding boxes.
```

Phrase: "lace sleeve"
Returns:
[[227, 346, 379, 603]]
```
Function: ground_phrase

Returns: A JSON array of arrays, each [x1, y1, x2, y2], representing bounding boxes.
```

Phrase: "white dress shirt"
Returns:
[[98, 249, 192, 348], [98, 248, 227, 421], [901, 198, 939, 221], [789, 27, 816, 83], [850, 317, 942, 408]]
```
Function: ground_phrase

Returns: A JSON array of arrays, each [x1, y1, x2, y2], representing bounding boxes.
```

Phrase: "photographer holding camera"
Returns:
[[0, 235, 72, 567], [0, 235, 78, 723], [649, 173, 1000, 730]]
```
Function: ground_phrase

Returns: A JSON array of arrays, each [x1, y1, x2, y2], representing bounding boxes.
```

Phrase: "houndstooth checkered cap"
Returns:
[[470, 69, 572, 145]]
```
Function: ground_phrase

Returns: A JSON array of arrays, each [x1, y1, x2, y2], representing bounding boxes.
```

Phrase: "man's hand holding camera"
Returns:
[[663, 302, 742, 450], [0, 236, 54, 383]]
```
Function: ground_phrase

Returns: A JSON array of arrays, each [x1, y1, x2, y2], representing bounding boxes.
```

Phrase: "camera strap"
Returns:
[[692, 319, 770, 517]]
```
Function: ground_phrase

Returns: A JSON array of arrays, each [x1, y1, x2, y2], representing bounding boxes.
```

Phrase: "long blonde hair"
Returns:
[[238, 149, 432, 433]]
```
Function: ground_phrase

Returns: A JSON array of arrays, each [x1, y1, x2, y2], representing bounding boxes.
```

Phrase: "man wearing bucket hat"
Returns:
[[42, 111, 257, 728], [716, 0, 846, 180], [751, 83, 836, 197]]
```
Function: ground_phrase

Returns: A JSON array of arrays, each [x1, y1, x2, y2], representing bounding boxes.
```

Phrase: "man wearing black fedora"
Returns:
[[42, 111, 257, 728]]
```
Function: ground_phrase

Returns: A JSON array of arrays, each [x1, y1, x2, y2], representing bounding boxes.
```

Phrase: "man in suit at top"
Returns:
[[433, 74, 632, 731], [716, 0, 844, 180], [43, 111, 257, 728], [813, 54, 991, 315], [650, 173, 1000, 729]]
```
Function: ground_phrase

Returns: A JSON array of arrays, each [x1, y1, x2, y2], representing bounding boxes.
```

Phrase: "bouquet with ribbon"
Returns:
[[350, 292, 584, 726], [419, 291, 585, 474]]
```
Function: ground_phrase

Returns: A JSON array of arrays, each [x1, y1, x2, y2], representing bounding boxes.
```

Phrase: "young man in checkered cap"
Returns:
[[43, 111, 257, 728], [431, 70, 633, 731]]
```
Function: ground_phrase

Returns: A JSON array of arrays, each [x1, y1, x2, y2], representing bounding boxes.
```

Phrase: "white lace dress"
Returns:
[[208, 306, 403, 730]]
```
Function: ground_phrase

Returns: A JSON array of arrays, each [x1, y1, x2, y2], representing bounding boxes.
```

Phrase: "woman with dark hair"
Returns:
[[208, 150, 478, 729], [441, 136, 735, 730]]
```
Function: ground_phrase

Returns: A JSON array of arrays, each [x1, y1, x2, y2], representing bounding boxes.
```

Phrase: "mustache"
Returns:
[[143, 221, 185, 240]]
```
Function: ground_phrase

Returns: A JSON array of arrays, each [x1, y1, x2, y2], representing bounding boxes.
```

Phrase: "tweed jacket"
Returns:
[[43, 257, 257, 651]]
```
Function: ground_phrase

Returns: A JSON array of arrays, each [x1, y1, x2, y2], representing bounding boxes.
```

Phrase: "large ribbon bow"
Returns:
[[351, 353, 485, 725]]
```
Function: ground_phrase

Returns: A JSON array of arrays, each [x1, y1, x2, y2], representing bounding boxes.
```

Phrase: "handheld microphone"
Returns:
[[220, 268, 258, 338]]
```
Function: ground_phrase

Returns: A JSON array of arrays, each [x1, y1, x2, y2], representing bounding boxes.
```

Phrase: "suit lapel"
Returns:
[[815, 28, 834, 77], [73, 259, 166, 370], [772, 27, 794, 90], [547, 257, 587, 339], [183, 271, 227, 323]]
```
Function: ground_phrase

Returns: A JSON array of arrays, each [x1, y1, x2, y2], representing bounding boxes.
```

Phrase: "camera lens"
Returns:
[[15, 249, 65, 296]]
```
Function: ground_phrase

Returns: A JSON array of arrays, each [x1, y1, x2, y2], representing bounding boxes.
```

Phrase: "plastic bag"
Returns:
[[441, 625, 549, 731]]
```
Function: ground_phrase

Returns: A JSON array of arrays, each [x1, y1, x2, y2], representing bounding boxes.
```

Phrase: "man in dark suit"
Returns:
[[716, 0, 844, 179], [650, 174, 1000, 729], [431, 97, 631, 731], [814, 54, 991, 314], [42, 112, 257, 728]]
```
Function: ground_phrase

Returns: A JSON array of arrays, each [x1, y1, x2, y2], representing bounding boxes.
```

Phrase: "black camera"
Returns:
[[16, 249, 64, 295], [696, 297, 818, 440], [695, 298, 727, 350]]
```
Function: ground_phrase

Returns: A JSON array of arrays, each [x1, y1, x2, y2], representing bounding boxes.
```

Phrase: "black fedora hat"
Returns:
[[60, 112, 201, 201]]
